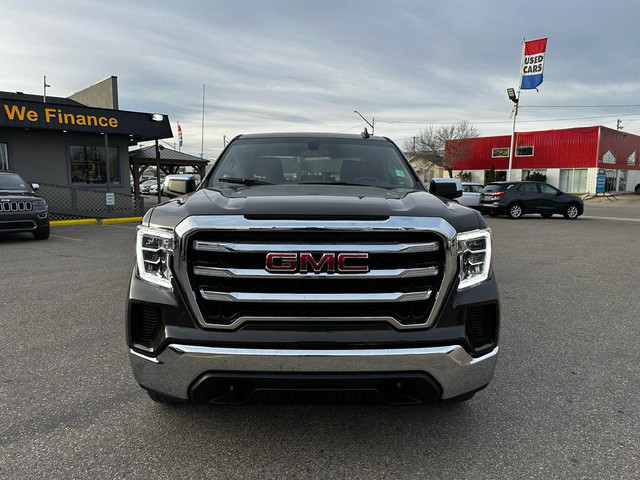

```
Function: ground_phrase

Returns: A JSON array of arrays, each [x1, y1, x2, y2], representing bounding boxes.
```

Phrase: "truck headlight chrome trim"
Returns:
[[457, 229, 491, 290], [136, 226, 174, 289]]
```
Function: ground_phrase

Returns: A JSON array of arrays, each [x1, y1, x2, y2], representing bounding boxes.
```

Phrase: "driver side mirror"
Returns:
[[31, 183, 40, 191], [164, 176, 197, 198], [429, 178, 462, 199]]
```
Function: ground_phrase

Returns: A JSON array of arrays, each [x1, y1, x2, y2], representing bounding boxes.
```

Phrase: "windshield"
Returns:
[[0, 173, 31, 191], [207, 137, 418, 189]]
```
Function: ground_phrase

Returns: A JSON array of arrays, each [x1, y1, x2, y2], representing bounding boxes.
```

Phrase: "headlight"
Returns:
[[457, 229, 492, 290], [136, 226, 174, 289], [33, 199, 47, 207]]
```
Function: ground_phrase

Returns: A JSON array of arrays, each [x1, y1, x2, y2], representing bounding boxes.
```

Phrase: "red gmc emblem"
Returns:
[[266, 252, 369, 273]]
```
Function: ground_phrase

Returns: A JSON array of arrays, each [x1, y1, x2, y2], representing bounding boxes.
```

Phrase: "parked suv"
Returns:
[[479, 181, 583, 219], [0, 171, 49, 239]]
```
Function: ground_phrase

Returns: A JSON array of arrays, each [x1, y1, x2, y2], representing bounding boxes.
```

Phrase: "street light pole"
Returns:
[[353, 110, 375, 135], [507, 88, 519, 182]]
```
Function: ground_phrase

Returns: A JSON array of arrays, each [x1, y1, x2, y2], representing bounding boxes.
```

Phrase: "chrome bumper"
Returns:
[[130, 344, 499, 400]]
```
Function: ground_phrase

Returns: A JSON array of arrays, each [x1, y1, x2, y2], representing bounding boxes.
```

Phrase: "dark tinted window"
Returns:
[[517, 183, 538, 193], [482, 184, 504, 193], [539, 183, 559, 195], [0, 173, 30, 191], [208, 137, 416, 189], [463, 185, 483, 193]]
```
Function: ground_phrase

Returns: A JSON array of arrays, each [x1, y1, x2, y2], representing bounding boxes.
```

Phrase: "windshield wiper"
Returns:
[[218, 177, 274, 186], [297, 181, 395, 189]]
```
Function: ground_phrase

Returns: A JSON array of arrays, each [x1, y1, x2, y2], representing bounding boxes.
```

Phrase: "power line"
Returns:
[[520, 104, 640, 108], [379, 111, 640, 126], [338, 123, 364, 133]]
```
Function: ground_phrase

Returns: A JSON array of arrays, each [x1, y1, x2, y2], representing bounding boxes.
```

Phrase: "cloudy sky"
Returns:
[[2, 0, 640, 158]]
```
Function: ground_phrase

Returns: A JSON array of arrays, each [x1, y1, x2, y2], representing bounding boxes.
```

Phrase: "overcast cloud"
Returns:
[[2, 0, 640, 158]]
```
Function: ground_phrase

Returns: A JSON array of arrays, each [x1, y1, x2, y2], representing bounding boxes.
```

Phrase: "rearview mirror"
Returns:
[[429, 178, 462, 199]]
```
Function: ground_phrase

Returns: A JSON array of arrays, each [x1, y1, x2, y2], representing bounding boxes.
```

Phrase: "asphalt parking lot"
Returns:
[[1, 204, 639, 479]]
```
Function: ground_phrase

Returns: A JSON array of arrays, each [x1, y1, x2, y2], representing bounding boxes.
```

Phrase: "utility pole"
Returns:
[[412, 136, 417, 156]]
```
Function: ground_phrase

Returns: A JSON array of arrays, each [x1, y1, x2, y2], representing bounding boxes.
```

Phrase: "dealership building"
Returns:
[[450, 126, 640, 193], [0, 77, 173, 218]]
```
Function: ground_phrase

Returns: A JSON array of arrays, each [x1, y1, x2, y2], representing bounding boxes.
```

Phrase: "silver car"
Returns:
[[459, 182, 484, 208]]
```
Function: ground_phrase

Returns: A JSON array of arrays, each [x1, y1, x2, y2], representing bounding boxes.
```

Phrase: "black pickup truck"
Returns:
[[127, 133, 499, 405]]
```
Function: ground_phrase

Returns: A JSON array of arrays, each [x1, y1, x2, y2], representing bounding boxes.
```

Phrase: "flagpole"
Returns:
[[201, 84, 205, 159], [508, 38, 525, 182]]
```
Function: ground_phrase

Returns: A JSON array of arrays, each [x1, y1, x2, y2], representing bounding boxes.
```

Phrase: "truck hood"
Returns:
[[146, 185, 485, 232]]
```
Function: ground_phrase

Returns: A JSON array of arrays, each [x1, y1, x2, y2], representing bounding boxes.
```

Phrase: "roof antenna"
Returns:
[[361, 127, 370, 139]]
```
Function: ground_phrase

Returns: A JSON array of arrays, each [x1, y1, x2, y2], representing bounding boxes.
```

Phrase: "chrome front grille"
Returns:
[[1, 201, 32, 212], [174, 216, 458, 330]]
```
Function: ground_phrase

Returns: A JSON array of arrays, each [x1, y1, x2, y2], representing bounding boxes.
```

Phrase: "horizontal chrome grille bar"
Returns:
[[199, 289, 432, 303], [194, 265, 438, 279], [193, 240, 438, 254]]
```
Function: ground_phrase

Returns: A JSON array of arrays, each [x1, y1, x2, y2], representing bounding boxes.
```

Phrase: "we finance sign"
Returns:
[[0, 98, 173, 139], [1, 101, 120, 131]]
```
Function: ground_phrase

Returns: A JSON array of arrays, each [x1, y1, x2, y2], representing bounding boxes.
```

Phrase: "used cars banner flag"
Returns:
[[520, 38, 547, 89]]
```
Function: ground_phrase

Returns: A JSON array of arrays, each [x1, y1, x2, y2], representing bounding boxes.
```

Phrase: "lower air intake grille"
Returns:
[[466, 304, 497, 350], [131, 304, 162, 344]]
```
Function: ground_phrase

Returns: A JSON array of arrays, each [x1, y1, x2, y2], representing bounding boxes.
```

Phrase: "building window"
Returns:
[[69, 145, 120, 185], [521, 169, 547, 181], [559, 169, 587, 193], [0, 143, 8, 170], [516, 145, 534, 156], [492, 147, 509, 158], [602, 150, 616, 164], [627, 151, 636, 166]]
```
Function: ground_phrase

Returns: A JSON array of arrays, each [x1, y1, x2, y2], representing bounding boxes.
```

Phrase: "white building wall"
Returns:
[[586, 168, 598, 193], [627, 170, 640, 192], [545, 169, 560, 188]]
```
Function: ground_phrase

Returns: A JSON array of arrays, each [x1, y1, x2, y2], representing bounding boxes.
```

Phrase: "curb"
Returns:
[[50, 217, 142, 226], [50, 219, 99, 226], [101, 217, 143, 225]]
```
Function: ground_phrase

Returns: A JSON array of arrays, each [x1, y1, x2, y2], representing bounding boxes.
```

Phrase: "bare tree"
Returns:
[[404, 121, 479, 177]]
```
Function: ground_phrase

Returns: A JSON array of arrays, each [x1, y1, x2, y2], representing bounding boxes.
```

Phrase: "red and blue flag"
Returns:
[[521, 38, 547, 89]]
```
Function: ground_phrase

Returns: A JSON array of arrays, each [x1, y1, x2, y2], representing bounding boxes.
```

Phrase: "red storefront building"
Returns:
[[449, 126, 640, 193]]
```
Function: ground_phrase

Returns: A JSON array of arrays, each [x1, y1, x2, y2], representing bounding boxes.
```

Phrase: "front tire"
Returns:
[[33, 223, 50, 240], [635, 184, 640, 194], [507, 203, 524, 219], [563, 203, 580, 219]]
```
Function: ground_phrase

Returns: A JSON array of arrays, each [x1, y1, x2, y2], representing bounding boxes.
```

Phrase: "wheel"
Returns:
[[540, 213, 553, 219], [635, 184, 640, 194], [33, 223, 50, 240], [563, 203, 580, 220], [146, 389, 184, 405], [507, 203, 524, 219]]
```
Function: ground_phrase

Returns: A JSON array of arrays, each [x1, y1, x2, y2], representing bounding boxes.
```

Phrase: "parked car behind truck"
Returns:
[[479, 181, 584, 219]]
